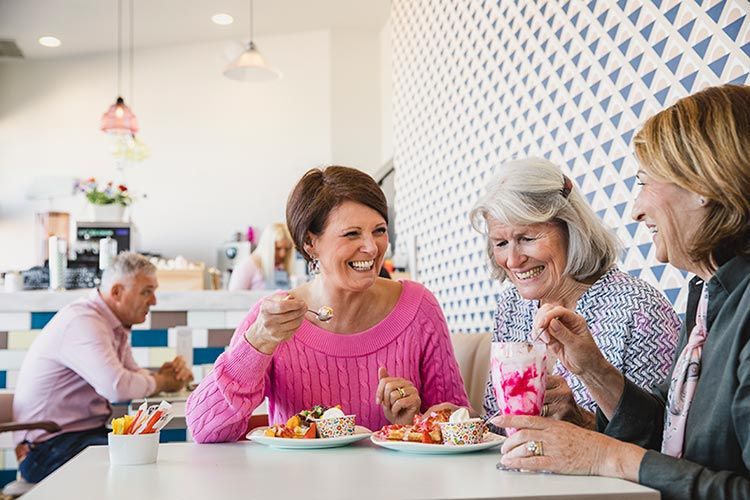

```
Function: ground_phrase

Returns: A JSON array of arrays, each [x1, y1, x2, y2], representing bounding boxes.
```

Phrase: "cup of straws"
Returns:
[[108, 401, 174, 465]]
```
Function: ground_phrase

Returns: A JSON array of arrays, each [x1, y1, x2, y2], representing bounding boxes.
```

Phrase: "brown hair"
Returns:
[[633, 84, 750, 269], [286, 166, 389, 261]]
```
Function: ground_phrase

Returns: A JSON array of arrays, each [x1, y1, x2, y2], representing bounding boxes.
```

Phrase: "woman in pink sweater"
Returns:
[[186, 166, 469, 443]]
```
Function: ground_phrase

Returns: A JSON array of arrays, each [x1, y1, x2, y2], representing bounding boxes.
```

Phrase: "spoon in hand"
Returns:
[[530, 328, 547, 344], [308, 305, 334, 322], [285, 294, 333, 322]]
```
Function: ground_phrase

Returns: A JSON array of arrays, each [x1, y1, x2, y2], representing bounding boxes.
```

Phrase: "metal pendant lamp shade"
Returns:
[[224, 0, 280, 82], [224, 41, 280, 81]]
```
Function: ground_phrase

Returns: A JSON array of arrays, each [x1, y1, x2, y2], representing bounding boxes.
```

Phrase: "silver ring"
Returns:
[[541, 404, 549, 417], [396, 387, 406, 398], [526, 440, 544, 456]]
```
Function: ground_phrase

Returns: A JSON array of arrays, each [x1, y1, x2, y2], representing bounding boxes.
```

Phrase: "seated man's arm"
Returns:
[[120, 340, 187, 395], [59, 314, 156, 402]]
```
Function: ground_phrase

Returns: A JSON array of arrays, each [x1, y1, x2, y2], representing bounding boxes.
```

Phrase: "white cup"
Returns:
[[3, 272, 22, 292], [108, 432, 160, 465]]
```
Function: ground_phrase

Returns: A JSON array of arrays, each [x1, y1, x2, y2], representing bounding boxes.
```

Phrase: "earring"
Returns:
[[699, 198, 707, 206], [307, 258, 320, 276]]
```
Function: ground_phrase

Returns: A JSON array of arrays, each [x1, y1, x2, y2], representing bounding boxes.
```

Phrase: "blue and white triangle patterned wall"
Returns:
[[392, 0, 750, 332]]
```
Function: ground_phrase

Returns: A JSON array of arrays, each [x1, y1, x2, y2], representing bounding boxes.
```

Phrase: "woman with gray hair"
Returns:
[[471, 157, 679, 428]]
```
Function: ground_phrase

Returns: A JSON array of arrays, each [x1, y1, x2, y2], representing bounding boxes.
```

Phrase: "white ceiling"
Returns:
[[0, 0, 391, 60]]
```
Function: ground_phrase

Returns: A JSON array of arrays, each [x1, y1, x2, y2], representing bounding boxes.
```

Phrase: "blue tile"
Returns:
[[709, 54, 729, 77], [707, 0, 726, 23], [638, 243, 651, 258], [131, 329, 168, 347], [665, 288, 681, 304], [640, 21, 654, 41], [31, 312, 56, 330], [159, 428, 187, 443], [664, 4, 680, 24], [652, 265, 667, 281], [0, 470, 17, 488], [193, 347, 224, 365], [678, 19, 695, 41], [692, 36, 711, 58]]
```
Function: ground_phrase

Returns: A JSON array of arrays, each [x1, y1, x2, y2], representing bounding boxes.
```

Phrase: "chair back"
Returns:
[[0, 390, 13, 425], [450, 332, 491, 416]]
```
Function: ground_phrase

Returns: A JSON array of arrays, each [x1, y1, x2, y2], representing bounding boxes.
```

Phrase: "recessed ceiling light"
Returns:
[[211, 13, 234, 26], [38, 36, 61, 48]]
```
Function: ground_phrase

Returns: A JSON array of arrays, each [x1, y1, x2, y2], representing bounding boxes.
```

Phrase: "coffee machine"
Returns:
[[70, 221, 134, 270], [217, 241, 253, 274]]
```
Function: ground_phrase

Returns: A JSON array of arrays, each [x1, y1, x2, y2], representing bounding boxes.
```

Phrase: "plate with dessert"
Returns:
[[247, 404, 372, 449], [371, 408, 505, 454]]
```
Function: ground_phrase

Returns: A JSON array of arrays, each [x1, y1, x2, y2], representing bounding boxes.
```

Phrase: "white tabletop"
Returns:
[[23, 440, 659, 500]]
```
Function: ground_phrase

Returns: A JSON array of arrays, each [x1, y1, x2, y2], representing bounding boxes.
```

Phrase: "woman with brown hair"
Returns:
[[494, 84, 750, 499], [187, 166, 469, 442]]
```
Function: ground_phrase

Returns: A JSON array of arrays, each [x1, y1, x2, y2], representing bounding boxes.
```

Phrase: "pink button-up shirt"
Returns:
[[13, 291, 156, 444]]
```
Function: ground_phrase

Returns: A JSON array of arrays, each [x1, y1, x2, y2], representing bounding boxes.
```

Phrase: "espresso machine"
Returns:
[[70, 221, 134, 270]]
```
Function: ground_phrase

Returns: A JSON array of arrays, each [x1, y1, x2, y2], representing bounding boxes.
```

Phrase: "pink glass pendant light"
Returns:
[[101, 97, 139, 134], [101, 0, 139, 135]]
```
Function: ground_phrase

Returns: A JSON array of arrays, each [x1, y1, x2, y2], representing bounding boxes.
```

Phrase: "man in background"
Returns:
[[13, 252, 192, 483]]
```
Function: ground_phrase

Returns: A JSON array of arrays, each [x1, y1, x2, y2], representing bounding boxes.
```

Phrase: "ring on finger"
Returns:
[[396, 387, 406, 398], [541, 403, 549, 417], [526, 440, 544, 456]]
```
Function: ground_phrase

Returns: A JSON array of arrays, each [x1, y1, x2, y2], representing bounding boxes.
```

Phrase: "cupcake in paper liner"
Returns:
[[439, 408, 485, 445], [314, 407, 356, 438]]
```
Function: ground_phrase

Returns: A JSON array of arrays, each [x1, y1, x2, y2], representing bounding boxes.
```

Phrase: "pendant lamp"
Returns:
[[223, 0, 281, 82], [101, 0, 139, 134]]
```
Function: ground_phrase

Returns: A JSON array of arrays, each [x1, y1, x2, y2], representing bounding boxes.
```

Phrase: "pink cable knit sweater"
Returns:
[[186, 280, 469, 443]]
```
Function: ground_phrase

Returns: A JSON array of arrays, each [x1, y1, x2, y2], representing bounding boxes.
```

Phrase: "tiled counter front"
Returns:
[[0, 290, 264, 485]]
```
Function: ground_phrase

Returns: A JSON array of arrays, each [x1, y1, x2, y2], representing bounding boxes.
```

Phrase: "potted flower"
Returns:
[[77, 178, 133, 221]]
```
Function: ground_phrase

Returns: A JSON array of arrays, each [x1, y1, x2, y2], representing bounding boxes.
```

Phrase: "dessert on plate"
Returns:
[[375, 408, 487, 445], [375, 408, 452, 444], [263, 405, 355, 439]]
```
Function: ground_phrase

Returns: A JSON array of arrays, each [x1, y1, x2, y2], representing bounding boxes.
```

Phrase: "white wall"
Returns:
[[379, 19, 393, 166], [0, 27, 386, 271], [330, 29, 381, 175]]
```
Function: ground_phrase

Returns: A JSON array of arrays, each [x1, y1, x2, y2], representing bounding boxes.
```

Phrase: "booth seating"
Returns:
[[449, 332, 491, 416]]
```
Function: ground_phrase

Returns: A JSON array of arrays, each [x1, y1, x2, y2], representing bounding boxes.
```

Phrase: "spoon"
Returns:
[[530, 328, 547, 344], [284, 294, 333, 322], [308, 305, 334, 322]]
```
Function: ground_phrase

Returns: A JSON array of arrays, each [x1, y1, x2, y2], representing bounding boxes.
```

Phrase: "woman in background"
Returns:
[[228, 223, 295, 291]]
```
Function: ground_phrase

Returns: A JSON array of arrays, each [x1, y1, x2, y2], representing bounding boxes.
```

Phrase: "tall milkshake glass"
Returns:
[[490, 342, 548, 435]]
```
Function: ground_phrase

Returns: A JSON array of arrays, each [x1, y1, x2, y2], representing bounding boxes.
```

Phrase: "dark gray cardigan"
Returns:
[[597, 255, 750, 500]]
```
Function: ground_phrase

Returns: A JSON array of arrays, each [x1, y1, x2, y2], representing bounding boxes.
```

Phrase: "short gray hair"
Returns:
[[469, 157, 621, 283], [100, 252, 156, 291]]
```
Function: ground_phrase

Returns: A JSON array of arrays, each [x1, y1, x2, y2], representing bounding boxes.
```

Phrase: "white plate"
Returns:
[[370, 432, 505, 454], [247, 425, 372, 449]]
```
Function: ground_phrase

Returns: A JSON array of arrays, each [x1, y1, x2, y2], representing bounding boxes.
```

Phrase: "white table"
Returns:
[[22, 440, 659, 500]]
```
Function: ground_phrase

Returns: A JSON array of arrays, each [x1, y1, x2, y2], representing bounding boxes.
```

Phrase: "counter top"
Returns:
[[0, 289, 267, 312]]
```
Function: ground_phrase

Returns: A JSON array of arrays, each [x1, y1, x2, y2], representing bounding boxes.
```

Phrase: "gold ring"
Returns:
[[541, 404, 549, 417], [526, 440, 544, 456], [396, 387, 406, 398]]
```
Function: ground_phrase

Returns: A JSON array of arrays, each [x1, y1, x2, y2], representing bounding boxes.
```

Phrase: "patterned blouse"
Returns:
[[483, 267, 681, 416]]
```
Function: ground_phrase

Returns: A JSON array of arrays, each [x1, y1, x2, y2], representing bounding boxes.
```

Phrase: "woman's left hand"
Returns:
[[492, 415, 643, 480], [376, 367, 422, 425], [544, 375, 596, 429]]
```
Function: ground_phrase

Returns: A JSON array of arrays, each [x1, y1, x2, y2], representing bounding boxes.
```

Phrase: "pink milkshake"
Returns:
[[490, 342, 547, 435]]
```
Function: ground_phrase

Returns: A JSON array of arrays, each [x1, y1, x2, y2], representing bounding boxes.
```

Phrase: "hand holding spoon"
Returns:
[[308, 305, 334, 322], [284, 294, 333, 322]]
